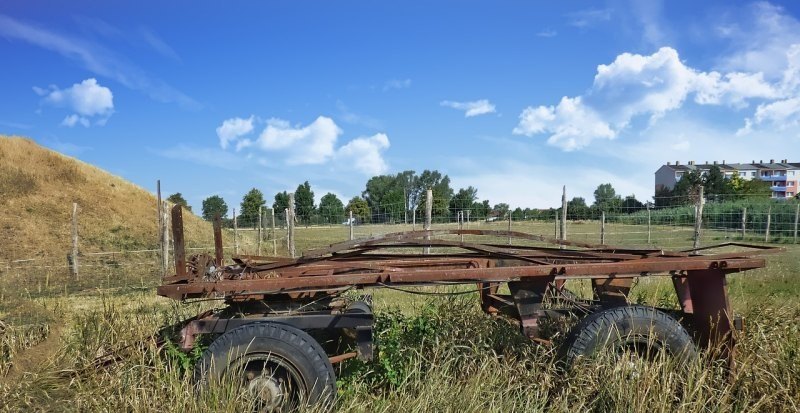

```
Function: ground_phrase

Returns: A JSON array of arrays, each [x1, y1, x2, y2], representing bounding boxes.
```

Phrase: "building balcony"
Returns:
[[771, 185, 787, 191], [760, 175, 788, 181]]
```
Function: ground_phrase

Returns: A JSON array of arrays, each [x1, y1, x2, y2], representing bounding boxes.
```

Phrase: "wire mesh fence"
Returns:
[[1, 192, 797, 297]]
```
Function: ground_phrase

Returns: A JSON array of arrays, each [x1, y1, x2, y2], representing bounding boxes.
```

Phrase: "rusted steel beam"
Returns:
[[157, 256, 765, 299], [672, 276, 694, 314], [591, 278, 632, 307], [686, 269, 735, 364], [171, 205, 186, 277], [509, 278, 554, 339]]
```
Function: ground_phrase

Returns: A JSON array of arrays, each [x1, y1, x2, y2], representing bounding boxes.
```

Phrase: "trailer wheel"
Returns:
[[559, 305, 697, 368], [195, 322, 335, 412]]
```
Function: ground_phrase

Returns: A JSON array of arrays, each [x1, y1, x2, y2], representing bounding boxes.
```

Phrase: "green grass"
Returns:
[[0, 227, 798, 412]]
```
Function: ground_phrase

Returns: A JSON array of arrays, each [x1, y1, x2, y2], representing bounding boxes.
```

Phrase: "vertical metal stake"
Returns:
[[424, 189, 432, 255]]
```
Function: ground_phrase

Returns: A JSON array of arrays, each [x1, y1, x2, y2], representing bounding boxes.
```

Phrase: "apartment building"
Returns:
[[655, 159, 799, 199]]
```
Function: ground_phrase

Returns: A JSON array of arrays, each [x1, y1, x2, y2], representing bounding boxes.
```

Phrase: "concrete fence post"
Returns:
[[741, 207, 747, 239], [765, 206, 772, 243], [349, 210, 354, 241], [601, 211, 606, 245], [693, 186, 704, 250]]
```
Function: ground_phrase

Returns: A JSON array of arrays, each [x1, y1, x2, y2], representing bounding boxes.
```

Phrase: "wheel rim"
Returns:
[[228, 353, 307, 412], [613, 334, 665, 378]]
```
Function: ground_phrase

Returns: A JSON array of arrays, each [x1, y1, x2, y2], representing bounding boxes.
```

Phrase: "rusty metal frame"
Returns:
[[160, 205, 779, 363]]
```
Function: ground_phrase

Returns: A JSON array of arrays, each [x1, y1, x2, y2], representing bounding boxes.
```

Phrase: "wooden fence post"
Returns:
[[233, 208, 239, 255], [424, 189, 432, 255], [507, 212, 512, 245], [288, 193, 296, 258], [162, 201, 170, 274], [794, 204, 799, 244], [646, 204, 652, 244], [554, 211, 559, 239], [765, 206, 771, 243], [412, 207, 417, 231], [270, 208, 277, 255], [257, 206, 263, 255], [741, 207, 747, 239], [560, 186, 567, 248], [157, 180, 163, 274], [459, 211, 464, 243], [285, 209, 290, 254], [349, 210, 354, 241], [70, 202, 79, 278], [693, 186, 704, 249], [601, 211, 606, 245]]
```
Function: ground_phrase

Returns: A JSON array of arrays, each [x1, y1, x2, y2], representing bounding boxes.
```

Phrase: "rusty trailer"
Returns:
[[158, 206, 778, 409]]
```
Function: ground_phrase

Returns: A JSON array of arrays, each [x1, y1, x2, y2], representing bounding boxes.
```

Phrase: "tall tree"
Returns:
[[511, 207, 524, 220], [294, 181, 316, 224], [240, 188, 265, 227], [345, 196, 371, 223], [703, 166, 731, 198], [319, 193, 345, 224], [567, 197, 590, 220], [201, 195, 228, 221], [363, 174, 406, 223], [621, 195, 645, 211], [593, 183, 621, 212], [450, 186, 479, 219], [493, 203, 510, 218], [412, 170, 453, 218], [672, 170, 703, 201], [273, 191, 290, 213], [167, 192, 191, 211]]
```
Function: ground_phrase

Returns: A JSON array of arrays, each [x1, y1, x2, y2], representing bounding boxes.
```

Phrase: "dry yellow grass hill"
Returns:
[[0, 136, 217, 263]]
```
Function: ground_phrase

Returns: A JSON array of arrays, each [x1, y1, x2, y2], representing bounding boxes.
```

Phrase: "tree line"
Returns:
[[162, 164, 784, 227]]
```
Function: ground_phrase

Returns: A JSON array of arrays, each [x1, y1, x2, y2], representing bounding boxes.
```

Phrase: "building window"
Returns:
[[751, 171, 756, 177], [790, 171, 796, 176]]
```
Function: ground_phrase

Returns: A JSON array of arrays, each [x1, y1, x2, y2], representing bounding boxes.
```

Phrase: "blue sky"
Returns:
[[2, 1, 800, 212]]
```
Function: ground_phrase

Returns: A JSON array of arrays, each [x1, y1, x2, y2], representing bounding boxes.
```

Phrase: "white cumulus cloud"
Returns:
[[514, 46, 800, 150], [216, 116, 255, 149], [440, 99, 496, 117], [336, 133, 390, 175], [34, 78, 114, 127], [513, 97, 614, 151], [258, 116, 341, 165], [215, 115, 391, 175]]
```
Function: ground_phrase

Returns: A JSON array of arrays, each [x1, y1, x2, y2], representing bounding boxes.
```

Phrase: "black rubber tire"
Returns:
[[194, 322, 336, 410], [559, 305, 698, 368]]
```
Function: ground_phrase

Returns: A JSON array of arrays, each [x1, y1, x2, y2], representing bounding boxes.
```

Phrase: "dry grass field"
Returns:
[[1, 136, 798, 412], [0, 136, 221, 264]]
